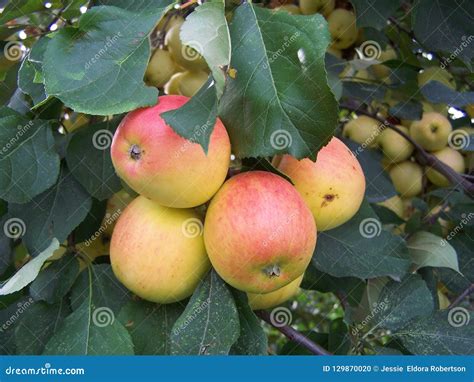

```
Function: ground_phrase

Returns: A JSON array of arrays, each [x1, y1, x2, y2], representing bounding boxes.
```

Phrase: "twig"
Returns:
[[339, 102, 474, 198], [255, 310, 332, 355], [448, 284, 474, 309]]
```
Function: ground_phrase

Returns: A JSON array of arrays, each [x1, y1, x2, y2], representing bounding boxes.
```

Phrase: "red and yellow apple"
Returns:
[[276, 137, 366, 231], [248, 274, 303, 310], [204, 171, 316, 294], [111, 95, 231, 208], [110, 196, 210, 303]]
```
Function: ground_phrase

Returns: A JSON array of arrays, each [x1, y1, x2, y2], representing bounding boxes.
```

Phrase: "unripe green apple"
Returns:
[[145, 48, 178, 88], [178, 70, 208, 97], [156, 14, 184, 32], [274, 4, 301, 14], [376, 195, 404, 218], [299, 0, 335, 17], [418, 67, 456, 90], [327, 9, 357, 49], [342, 116, 381, 148], [378, 125, 414, 163], [248, 274, 303, 310], [111, 95, 231, 208], [102, 189, 134, 237], [388, 161, 424, 197], [110, 196, 210, 303], [426, 147, 464, 187], [204, 171, 316, 294], [276, 137, 365, 231], [371, 47, 397, 79], [63, 113, 89, 133], [410, 112, 452, 152], [327, 46, 342, 58], [164, 72, 185, 95], [165, 20, 208, 72]]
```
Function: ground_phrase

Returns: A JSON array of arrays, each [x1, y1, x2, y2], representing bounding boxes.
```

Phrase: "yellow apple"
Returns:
[[327, 46, 342, 58], [204, 171, 316, 294], [145, 48, 178, 88], [164, 72, 185, 95], [110, 196, 210, 303], [342, 115, 382, 148], [63, 113, 89, 133], [418, 67, 456, 89], [102, 190, 134, 237], [248, 275, 303, 310], [378, 125, 414, 163], [274, 4, 301, 14], [438, 290, 450, 310], [388, 161, 424, 197], [371, 47, 397, 79], [299, 0, 335, 17], [276, 137, 366, 231], [327, 9, 358, 49], [178, 70, 208, 97], [466, 104, 474, 119], [426, 147, 464, 187], [410, 112, 452, 151], [376, 195, 404, 218]]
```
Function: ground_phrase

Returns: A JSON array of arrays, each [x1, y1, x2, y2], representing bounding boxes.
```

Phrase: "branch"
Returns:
[[339, 102, 474, 198], [255, 310, 332, 355], [448, 284, 474, 309]]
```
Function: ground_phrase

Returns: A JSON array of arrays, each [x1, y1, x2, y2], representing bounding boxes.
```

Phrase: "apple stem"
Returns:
[[256, 310, 333, 355]]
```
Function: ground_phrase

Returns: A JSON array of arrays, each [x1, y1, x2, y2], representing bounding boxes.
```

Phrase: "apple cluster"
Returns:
[[107, 95, 366, 310]]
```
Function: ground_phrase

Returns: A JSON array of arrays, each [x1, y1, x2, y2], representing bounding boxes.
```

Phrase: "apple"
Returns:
[[164, 72, 185, 95], [274, 4, 301, 14], [438, 289, 450, 310], [165, 19, 208, 72], [410, 112, 452, 152], [276, 137, 366, 231], [466, 104, 474, 119], [110, 196, 210, 303], [178, 70, 209, 97], [299, 0, 335, 17], [371, 47, 397, 79], [248, 274, 303, 310], [327, 9, 357, 49], [204, 171, 316, 294], [418, 67, 456, 89], [63, 113, 89, 133], [102, 189, 134, 237], [388, 161, 424, 197], [144, 48, 177, 88], [342, 115, 381, 148], [426, 147, 464, 187], [376, 195, 404, 218], [111, 95, 231, 208], [156, 14, 184, 32], [327, 46, 342, 58], [378, 125, 414, 163]]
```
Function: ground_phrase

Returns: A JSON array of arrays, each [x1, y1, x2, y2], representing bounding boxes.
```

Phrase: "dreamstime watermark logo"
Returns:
[[182, 218, 204, 238], [351, 298, 389, 335], [270, 129, 292, 150], [359, 218, 382, 239], [181, 40, 204, 62], [356, 40, 382, 61], [447, 307, 470, 328], [3, 217, 26, 239], [84, 32, 122, 70], [175, 121, 214, 158], [92, 307, 115, 327], [270, 307, 292, 327], [0, 121, 34, 155], [263, 31, 301, 70], [83, 209, 121, 247], [352, 121, 386, 158], [173, 298, 211, 336], [3, 41, 24, 61], [440, 35, 474, 69], [441, 213, 474, 246], [448, 130, 471, 151], [0, 297, 34, 333], [92, 129, 113, 150]]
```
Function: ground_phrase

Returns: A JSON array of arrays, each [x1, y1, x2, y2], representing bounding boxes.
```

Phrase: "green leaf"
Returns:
[[369, 275, 434, 332], [350, 0, 402, 30], [93, 0, 171, 14], [14, 299, 71, 355], [43, 5, 171, 115], [328, 318, 351, 355], [118, 300, 185, 355], [29, 254, 80, 304], [312, 199, 411, 279], [389, 101, 422, 120], [342, 82, 386, 103], [393, 310, 474, 355], [0, 108, 60, 203], [0, 0, 62, 24], [0, 239, 59, 296], [219, 3, 338, 160], [412, 0, 474, 70], [18, 57, 47, 106], [161, 79, 217, 153], [407, 231, 460, 273], [420, 81, 474, 107], [180, 0, 230, 97], [171, 271, 240, 355], [8, 167, 92, 255], [229, 290, 268, 355], [66, 120, 122, 200], [0, 296, 35, 354]]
